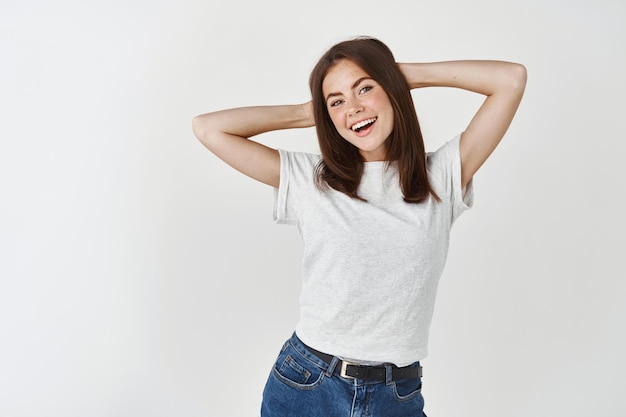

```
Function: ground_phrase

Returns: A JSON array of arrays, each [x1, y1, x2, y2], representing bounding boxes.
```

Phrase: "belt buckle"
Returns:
[[339, 360, 358, 379]]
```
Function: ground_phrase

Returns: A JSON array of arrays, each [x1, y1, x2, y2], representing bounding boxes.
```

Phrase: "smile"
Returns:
[[351, 117, 377, 132]]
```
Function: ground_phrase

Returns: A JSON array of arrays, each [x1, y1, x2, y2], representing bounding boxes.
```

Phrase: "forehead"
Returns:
[[322, 59, 371, 96]]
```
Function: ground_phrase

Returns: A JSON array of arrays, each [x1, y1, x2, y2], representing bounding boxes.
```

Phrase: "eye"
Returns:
[[329, 99, 343, 108], [359, 85, 373, 94]]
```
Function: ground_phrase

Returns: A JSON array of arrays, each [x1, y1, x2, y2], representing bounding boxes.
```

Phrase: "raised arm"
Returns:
[[192, 102, 314, 187], [399, 61, 527, 188]]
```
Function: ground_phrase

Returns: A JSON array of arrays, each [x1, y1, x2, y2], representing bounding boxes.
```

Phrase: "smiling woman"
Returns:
[[192, 36, 526, 417], [309, 38, 438, 203], [322, 60, 394, 162]]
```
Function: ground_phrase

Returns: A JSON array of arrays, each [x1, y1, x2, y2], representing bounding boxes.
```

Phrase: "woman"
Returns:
[[192, 37, 526, 417]]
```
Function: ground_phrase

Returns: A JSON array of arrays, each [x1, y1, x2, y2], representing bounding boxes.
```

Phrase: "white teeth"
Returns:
[[351, 117, 377, 131]]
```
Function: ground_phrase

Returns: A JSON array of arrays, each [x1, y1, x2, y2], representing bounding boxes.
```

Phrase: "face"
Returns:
[[322, 59, 394, 162]]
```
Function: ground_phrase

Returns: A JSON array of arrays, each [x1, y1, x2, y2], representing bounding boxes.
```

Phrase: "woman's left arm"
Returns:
[[399, 61, 527, 188]]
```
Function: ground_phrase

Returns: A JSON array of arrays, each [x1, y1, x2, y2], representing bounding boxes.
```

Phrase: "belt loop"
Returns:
[[326, 356, 340, 377], [384, 364, 393, 385]]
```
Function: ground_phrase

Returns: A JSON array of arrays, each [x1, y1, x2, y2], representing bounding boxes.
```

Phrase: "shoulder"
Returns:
[[278, 149, 322, 182], [425, 134, 474, 216], [426, 134, 462, 175], [278, 149, 321, 165]]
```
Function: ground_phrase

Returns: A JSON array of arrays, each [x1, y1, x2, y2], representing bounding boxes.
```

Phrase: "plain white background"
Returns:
[[1, 0, 624, 416]]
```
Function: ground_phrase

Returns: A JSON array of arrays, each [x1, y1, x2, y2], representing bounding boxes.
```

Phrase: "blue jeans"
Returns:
[[261, 333, 426, 417]]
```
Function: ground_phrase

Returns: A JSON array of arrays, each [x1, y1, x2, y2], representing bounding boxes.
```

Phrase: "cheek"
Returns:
[[329, 117, 353, 142], [328, 113, 345, 132]]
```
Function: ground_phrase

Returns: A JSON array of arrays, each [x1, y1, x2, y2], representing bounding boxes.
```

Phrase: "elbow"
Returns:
[[192, 114, 217, 148], [509, 63, 527, 93], [192, 115, 207, 142]]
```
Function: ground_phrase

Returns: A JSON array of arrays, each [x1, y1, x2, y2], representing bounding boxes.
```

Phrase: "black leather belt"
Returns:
[[302, 342, 422, 381]]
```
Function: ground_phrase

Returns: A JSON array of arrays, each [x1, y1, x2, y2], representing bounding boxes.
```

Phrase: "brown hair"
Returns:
[[309, 36, 439, 203]]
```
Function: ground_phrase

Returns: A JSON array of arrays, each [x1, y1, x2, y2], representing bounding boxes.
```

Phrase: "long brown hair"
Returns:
[[309, 37, 439, 203]]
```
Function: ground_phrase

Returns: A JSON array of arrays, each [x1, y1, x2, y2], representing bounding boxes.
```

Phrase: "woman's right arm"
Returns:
[[192, 102, 314, 187]]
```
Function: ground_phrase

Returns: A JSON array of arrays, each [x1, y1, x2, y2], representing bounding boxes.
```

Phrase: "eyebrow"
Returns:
[[325, 77, 373, 101]]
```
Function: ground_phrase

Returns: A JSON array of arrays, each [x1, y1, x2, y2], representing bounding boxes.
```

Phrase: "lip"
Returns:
[[349, 116, 377, 132], [351, 119, 377, 138]]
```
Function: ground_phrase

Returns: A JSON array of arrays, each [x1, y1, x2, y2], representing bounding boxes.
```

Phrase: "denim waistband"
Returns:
[[289, 332, 340, 373], [288, 332, 422, 384]]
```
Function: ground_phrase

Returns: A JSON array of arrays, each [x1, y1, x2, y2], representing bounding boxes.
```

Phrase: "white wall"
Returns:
[[1, 0, 624, 416]]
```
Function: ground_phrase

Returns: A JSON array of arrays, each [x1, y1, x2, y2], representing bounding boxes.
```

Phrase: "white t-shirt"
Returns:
[[273, 135, 473, 366]]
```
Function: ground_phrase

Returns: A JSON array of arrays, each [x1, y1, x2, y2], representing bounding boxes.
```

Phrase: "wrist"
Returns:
[[297, 101, 315, 128], [398, 62, 428, 89]]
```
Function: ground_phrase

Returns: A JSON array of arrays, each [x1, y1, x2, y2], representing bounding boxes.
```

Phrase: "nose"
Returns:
[[347, 98, 364, 116]]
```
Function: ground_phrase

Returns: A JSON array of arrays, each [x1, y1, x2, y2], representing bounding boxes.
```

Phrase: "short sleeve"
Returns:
[[273, 149, 320, 225], [427, 134, 474, 223]]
